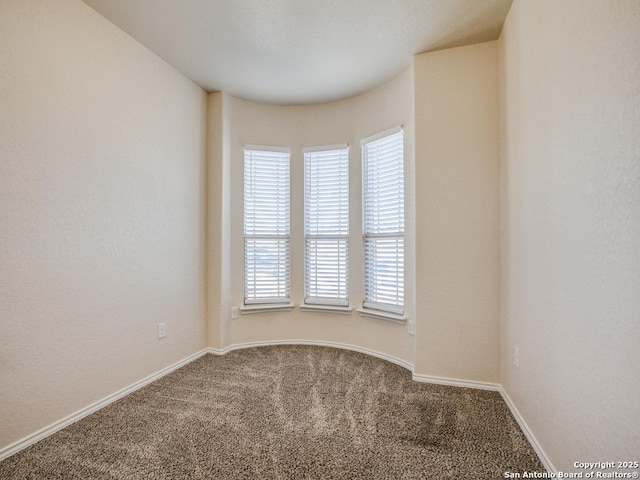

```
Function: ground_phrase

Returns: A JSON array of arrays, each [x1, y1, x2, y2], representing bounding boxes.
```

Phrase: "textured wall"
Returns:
[[413, 42, 501, 383], [499, 0, 640, 470], [0, 0, 207, 450]]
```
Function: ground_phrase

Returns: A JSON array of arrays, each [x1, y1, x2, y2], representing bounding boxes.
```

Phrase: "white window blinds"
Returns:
[[362, 129, 404, 314], [304, 146, 349, 306], [244, 147, 290, 304]]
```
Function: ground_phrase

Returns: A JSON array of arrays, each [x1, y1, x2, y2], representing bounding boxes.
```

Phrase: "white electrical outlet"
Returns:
[[513, 346, 520, 368], [407, 321, 415, 336], [158, 323, 166, 339], [231, 307, 239, 319]]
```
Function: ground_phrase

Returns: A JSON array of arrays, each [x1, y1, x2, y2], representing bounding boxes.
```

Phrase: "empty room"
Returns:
[[1, 0, 638, 478]]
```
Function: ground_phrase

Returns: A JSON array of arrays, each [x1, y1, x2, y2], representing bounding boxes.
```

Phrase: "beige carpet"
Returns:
[[0, 345, 543, 479]]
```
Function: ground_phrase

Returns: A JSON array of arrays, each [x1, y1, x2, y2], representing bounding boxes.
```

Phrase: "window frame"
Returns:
[[360, 127, 405, 318], [243, 145, 291, 307], [303, 144, 350, 308]]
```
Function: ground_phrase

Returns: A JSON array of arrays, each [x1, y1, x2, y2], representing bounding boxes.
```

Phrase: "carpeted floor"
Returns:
[[0, 345, 543, 479]]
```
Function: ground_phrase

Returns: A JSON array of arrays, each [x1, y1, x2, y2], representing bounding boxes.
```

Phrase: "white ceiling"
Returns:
[[82, 0, 512, 105]]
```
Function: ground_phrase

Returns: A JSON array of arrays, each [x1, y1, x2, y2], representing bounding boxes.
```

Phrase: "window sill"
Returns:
[[240, 303, 295, 315], [356, 308, 406, 324], [298, 304, 353, 315]]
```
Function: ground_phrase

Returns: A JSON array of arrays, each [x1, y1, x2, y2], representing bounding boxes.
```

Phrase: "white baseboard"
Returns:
[[0, 349, 208, 462], [412, 373, 501, 391], [499, 387, 556, 474], [207, 339, 414, 372]]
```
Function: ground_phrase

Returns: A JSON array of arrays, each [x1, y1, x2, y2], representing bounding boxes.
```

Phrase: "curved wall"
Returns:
[[207, 67, 416, 366]]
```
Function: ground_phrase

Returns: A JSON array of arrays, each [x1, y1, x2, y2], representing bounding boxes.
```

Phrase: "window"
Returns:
[[362, 128, 404, 315], [304, 145, 349, 306], [243, 147, 290, 304]]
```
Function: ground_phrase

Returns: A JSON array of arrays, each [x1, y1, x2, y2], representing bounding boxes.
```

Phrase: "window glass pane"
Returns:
[[305, 238, 348, 305], [244, 238, 290, 303], [363, 237, 404, 310]]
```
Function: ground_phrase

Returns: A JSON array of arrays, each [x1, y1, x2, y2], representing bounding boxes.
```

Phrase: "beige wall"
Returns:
[[7, 0, 638, 468], [499, 0, 640, 470], [0, 0, 207, 450], [207, 69, 416, 364], [413, 42, 501, 384]]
